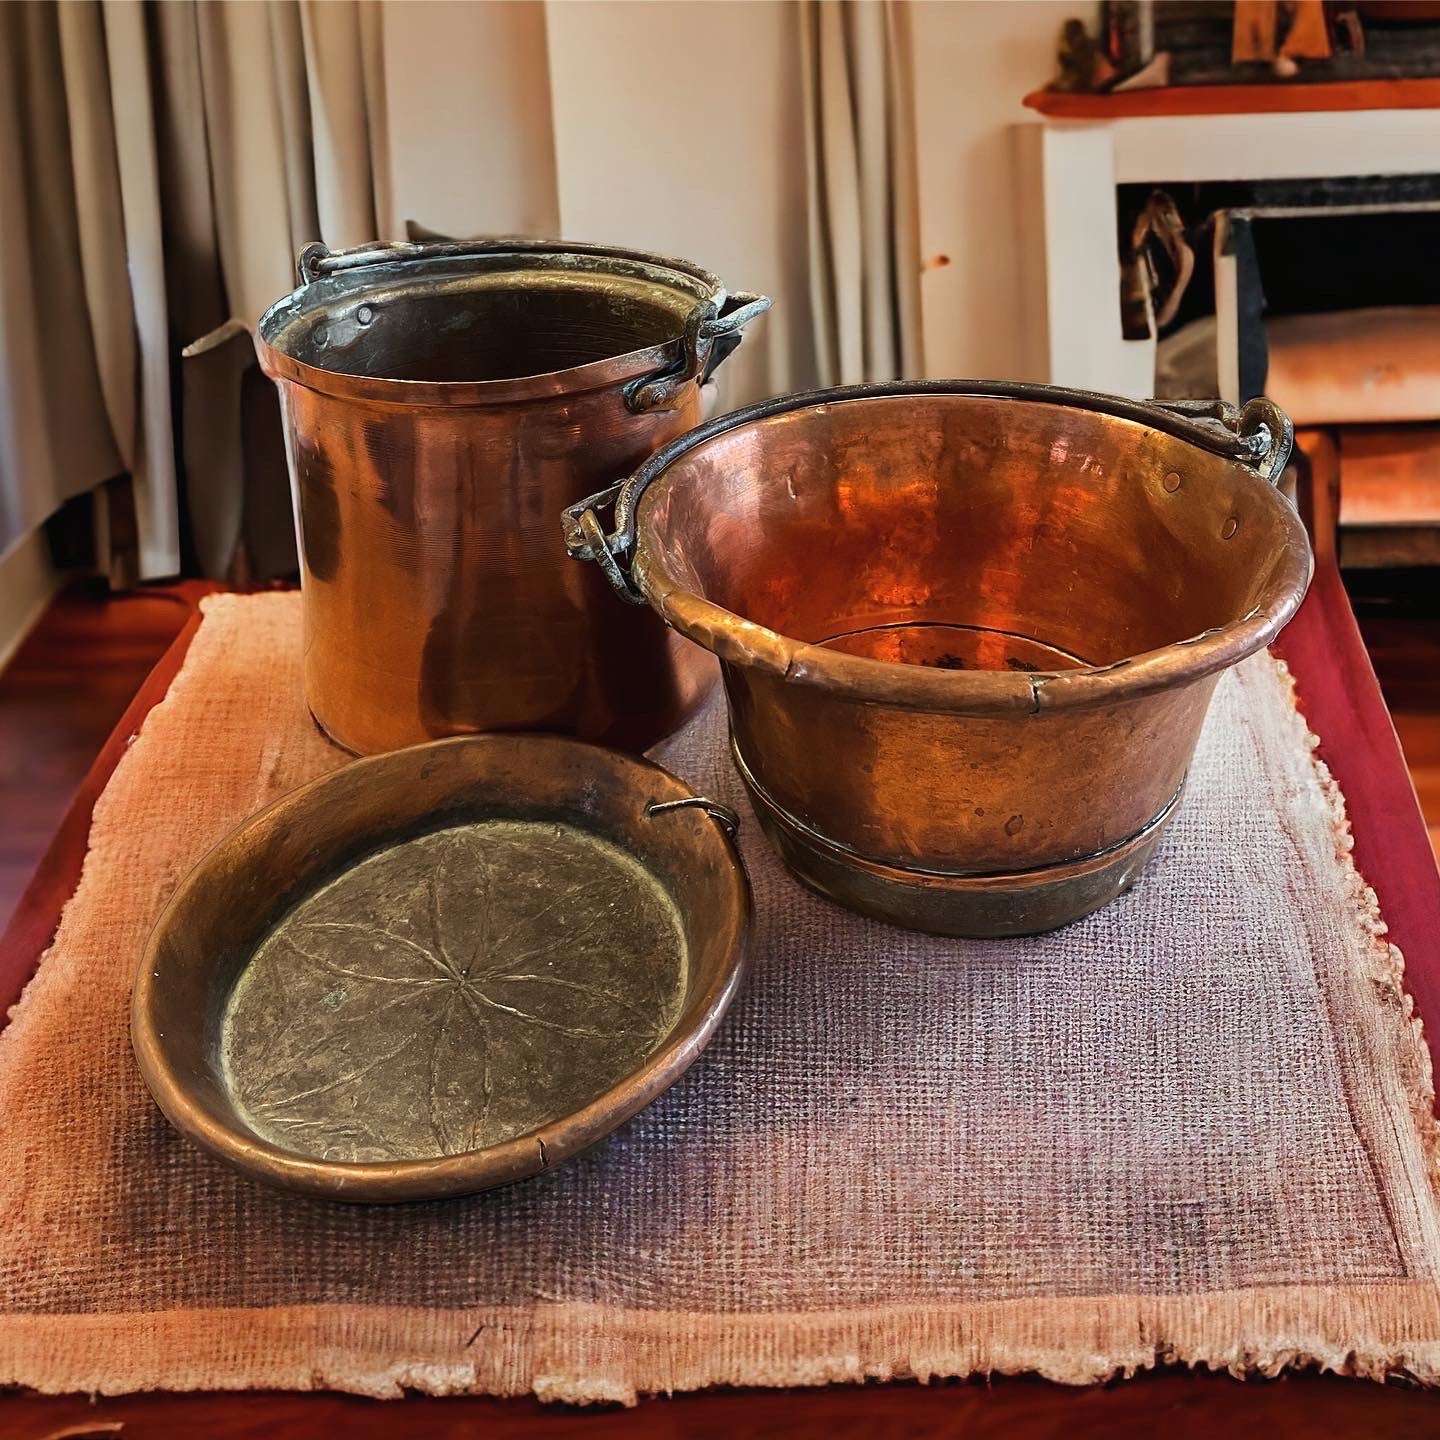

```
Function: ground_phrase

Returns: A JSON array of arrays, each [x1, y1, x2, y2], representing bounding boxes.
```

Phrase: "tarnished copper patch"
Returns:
[[223, 821, 685, 1164]]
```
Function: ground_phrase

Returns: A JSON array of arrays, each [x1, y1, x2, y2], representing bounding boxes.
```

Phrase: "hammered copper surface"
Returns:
[[256, 243, 766, 757], [223, 821, 686, 1165], [569, 384, 1313, 935], [132, 734, 749, 1202]]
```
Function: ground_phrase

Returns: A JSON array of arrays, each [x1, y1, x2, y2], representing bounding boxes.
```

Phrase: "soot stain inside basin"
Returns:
[[815, 621, 1090, 673], [222, 821, 686, 1165]]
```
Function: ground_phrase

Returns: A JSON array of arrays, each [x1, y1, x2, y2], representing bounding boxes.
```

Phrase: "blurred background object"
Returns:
[[1090, 0, 1440, 92]]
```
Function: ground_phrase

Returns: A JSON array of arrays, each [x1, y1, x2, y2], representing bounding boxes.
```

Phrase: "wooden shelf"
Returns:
[[1024, 77, 1440, 119]]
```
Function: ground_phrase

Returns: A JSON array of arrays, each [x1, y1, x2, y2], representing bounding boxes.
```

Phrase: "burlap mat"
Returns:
[[3, 593, 1440, 1402]]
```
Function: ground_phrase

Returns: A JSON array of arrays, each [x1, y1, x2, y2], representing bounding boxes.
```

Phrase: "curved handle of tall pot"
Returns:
[[623, 291, 773, 415], [294, 240, 769, 418], [563, 382, 1296, 606], [295, 236, 695, 285]]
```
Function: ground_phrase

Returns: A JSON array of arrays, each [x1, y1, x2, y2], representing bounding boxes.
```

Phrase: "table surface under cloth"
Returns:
[[2, 557, 1440, 1436]]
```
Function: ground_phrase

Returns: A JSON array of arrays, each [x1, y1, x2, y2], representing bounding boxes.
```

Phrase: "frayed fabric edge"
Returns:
[[5, 625, 1440, 1406], [1266, 652, 1440, 1195], [2, 1285, 1440, 1405]]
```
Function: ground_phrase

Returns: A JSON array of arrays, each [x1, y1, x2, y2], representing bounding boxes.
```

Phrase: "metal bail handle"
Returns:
[[1150, 395, 1294, 485], [296, 240, 333, 285], [296, 240, 770, 416], [574, 501, 646, 605], [1236, 396, 1295, 484], [624, 291, 773, 415], [295, 236, 625, 286]]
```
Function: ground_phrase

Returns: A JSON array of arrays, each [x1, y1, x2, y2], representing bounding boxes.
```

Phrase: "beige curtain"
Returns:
[[2, 0, 923, 582], [0, 3, 126, 566], [801, 0, 924, 386], [0, 0, 383, 579], [168, 0, 385, 577]]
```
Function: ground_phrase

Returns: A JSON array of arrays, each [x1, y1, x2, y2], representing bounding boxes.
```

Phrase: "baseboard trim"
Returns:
[[0, 530, 61, 673]]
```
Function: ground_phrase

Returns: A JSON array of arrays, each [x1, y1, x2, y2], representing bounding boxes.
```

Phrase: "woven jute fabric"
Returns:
[[3, 592, 1440, 1402]]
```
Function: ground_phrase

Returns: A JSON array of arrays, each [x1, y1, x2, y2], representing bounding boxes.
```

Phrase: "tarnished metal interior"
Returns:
[[270, 267, 700, 384]]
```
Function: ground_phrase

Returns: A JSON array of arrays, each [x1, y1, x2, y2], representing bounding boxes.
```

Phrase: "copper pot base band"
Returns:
[[732, 739, 1184, 937]]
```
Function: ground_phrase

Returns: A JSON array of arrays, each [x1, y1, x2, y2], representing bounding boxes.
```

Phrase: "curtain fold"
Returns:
[[299, 0, 381, 248], [194, 0, 320, 334], [2, 0, 923, 583], [0, 2, 123, 559], [103, 0, 179, 580], [801, 0, 924, 387], [56, 2, 136, 473]]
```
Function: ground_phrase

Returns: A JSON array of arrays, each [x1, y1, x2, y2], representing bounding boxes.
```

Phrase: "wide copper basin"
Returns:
[[566, 382, 1313, 936]]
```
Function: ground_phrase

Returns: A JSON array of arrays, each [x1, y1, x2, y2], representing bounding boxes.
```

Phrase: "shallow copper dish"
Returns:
[[132, 735, 749, 1203]]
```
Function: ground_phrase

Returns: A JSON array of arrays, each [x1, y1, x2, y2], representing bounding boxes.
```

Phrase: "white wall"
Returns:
[[376, 0, 814, 407], [910, 0, 1075, 382], [544, 0, 816, 404], [380, 0, 560, 240], [376, 0, 1070, 392]]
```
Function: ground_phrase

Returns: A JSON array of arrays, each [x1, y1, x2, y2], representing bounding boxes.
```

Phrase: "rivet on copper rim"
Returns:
[[1162, 471, 1182, 492], [1221, 516, 1239, 539]]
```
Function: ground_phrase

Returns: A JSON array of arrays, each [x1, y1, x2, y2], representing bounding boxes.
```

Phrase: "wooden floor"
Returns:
[[0, 578, 1438, 937], [0, 580, 217, 928]]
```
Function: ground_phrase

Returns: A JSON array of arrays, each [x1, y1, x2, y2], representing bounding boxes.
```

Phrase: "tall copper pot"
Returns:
[[256, 239, 768, 755], [566, 383, 1313, 937]]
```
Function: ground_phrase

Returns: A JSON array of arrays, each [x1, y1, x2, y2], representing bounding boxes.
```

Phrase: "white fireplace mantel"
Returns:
[[1033, 96, 1440, 398]]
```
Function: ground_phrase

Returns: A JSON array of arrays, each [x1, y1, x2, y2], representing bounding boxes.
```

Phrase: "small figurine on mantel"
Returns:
[[1232, 0, 1332, 77], [1053, 7, 1171, 94], [1054, 16, 1117, 92]]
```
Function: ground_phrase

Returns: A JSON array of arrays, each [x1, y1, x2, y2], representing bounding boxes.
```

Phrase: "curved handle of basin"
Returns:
[[646, 796, 741, 839], [1148, 395, 1294, 485]]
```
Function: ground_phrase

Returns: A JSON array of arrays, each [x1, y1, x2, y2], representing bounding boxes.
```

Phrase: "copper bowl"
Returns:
[[566, 382, 1313, 937], [132, 734, 749, 1202]]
